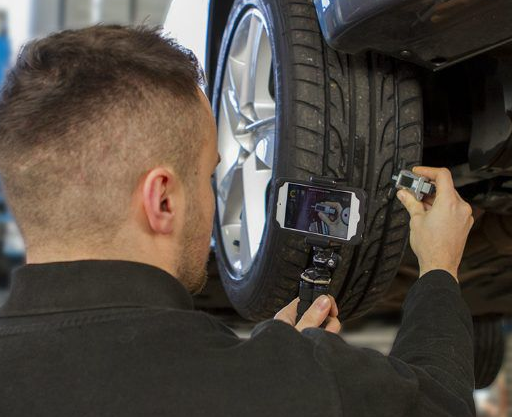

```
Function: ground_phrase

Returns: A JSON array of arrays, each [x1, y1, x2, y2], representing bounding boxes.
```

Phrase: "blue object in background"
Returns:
[[0, 10, 11, 85], [0, 10, 25, 288]]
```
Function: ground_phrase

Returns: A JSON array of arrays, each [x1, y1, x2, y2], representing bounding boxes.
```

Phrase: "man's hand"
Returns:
[[396, 166, 474, 281], [274, 295, 342, 334], [317, 202, 347, 237]]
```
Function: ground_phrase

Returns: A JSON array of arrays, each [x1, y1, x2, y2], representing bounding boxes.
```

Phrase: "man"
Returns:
[[0, 26, 475, 416]]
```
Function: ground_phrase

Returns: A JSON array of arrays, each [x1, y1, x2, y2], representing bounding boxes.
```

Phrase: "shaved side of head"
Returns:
[[0, 25, 206, 249]]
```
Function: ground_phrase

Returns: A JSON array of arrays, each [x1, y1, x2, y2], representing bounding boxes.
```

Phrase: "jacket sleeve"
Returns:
[[298, 270, 475, 417], [388, 269, 475, 415]]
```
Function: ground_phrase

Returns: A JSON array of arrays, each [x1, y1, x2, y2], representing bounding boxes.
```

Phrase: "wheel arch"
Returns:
[[206, 0, 236, 99]]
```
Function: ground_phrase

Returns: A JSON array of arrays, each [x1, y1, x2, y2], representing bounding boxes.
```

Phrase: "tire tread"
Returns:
[[214, 0, 422, 320]]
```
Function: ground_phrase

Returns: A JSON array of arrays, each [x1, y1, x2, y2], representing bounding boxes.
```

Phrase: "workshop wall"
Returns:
[[30, 0, 172, 37]]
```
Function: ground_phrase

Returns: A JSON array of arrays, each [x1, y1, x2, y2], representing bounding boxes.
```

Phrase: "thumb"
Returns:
[[397, 190, 425, 218], [295, 295, 331, 331]]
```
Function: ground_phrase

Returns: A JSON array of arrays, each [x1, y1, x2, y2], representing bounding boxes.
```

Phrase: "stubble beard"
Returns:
[[176, 195, 210, 294]]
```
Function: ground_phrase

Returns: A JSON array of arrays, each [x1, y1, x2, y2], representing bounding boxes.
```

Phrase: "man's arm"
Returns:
[[274, 270, 475, 417], [273, 166, 476, 416], [389, 269, 475, 415], [390, 166, 476, 414], [396, 166, 474, 280], [283, 268, 475, 416]]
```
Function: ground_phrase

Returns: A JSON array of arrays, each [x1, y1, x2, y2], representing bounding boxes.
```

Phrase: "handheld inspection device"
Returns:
[[391, 169, 436, 201], [274, 169, 435, 323], [275, 177, 367, 322]]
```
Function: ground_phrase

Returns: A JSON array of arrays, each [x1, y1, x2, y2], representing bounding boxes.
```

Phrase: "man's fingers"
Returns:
[[318, 212, 333, 225], [412, 166, 455, 197], [274, 297, 299, 326], [422, 202, 433, 211], [275, 295, 340, 331], [422, 195, 435, 207], [295, 295, 331, 332], [324, 316, 342, 334], [328, 295, 338, 317], [397, 189, 425, 218], [321, 202, 343, 211], [421, 195, 434, 211]]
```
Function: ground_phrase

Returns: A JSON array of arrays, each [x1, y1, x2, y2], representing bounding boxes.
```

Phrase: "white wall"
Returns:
[[0, 0, 174, 63], [163, 0, 209, 75], [0, 0, 32, 60]]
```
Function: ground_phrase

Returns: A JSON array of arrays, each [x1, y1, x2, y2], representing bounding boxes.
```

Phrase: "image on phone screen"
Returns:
[[284, 183, 352, 239]]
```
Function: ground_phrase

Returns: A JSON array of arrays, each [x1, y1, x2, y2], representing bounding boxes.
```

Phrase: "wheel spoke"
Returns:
[[252, 29, 274, 121], [225, 55, 240, 99], [238, 14, 264, 117], [244, 115, 276, 133], [220, 224, 242, 272], [241, 152, 272, 260], [223, 57, 258, 144], [253, 117, 276, 169], [238, 205, 253, 273], [221, 86, 242, 135], [217, 159, 243, 226], [237, 116, 275, 155], [255, 136, 275, 169]]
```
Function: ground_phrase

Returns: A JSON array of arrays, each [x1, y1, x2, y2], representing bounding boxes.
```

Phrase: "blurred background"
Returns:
[[0, 1, 508, 416]]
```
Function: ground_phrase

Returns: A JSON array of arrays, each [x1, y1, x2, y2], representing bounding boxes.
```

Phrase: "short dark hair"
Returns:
[[0, 25, 206, 247]]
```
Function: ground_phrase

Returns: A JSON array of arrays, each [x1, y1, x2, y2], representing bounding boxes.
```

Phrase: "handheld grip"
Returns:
[[296, 280, 330, 324]]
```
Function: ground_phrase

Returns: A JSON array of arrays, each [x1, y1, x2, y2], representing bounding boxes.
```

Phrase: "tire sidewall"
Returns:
[[212, 0, 299, 317]]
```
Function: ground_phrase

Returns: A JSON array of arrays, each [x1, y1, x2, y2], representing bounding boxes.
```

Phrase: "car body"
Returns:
[[315, 0, 512, 70], [167, 1, 511, 390]]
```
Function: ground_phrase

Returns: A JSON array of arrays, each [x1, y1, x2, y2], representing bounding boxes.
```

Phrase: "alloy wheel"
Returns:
[[215, 8, 276, 277]]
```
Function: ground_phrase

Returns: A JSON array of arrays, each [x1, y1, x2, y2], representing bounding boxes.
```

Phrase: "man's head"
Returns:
[[0, 25, 218, 292]]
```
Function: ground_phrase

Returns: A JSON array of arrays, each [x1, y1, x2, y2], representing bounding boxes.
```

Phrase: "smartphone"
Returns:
[[275, 181, 365, 244]]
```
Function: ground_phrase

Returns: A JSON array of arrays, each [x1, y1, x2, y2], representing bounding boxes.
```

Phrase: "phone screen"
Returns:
[[284, 183, 352, 239]]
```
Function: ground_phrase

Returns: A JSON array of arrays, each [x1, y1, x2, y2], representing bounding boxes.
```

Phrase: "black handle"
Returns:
[[296, 281, 330, 324]]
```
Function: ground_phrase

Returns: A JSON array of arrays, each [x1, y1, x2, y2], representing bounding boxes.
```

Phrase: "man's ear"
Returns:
[[142, 167, 180, 234]]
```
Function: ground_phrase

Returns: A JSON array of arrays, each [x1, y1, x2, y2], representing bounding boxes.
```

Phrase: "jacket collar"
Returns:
[[0, 260, 194, 317]]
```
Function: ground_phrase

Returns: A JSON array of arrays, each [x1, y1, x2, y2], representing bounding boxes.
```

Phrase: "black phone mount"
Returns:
[[295, 176, 346, 324], [273, 175, 367, 324]]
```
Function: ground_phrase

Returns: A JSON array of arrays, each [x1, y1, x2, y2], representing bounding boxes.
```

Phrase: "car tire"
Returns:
[[473, 316, 505, 389], [212, 0, 422, 320]]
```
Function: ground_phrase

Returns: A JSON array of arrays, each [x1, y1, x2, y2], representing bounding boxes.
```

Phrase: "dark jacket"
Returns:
[[0, 260, 475, 416]]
